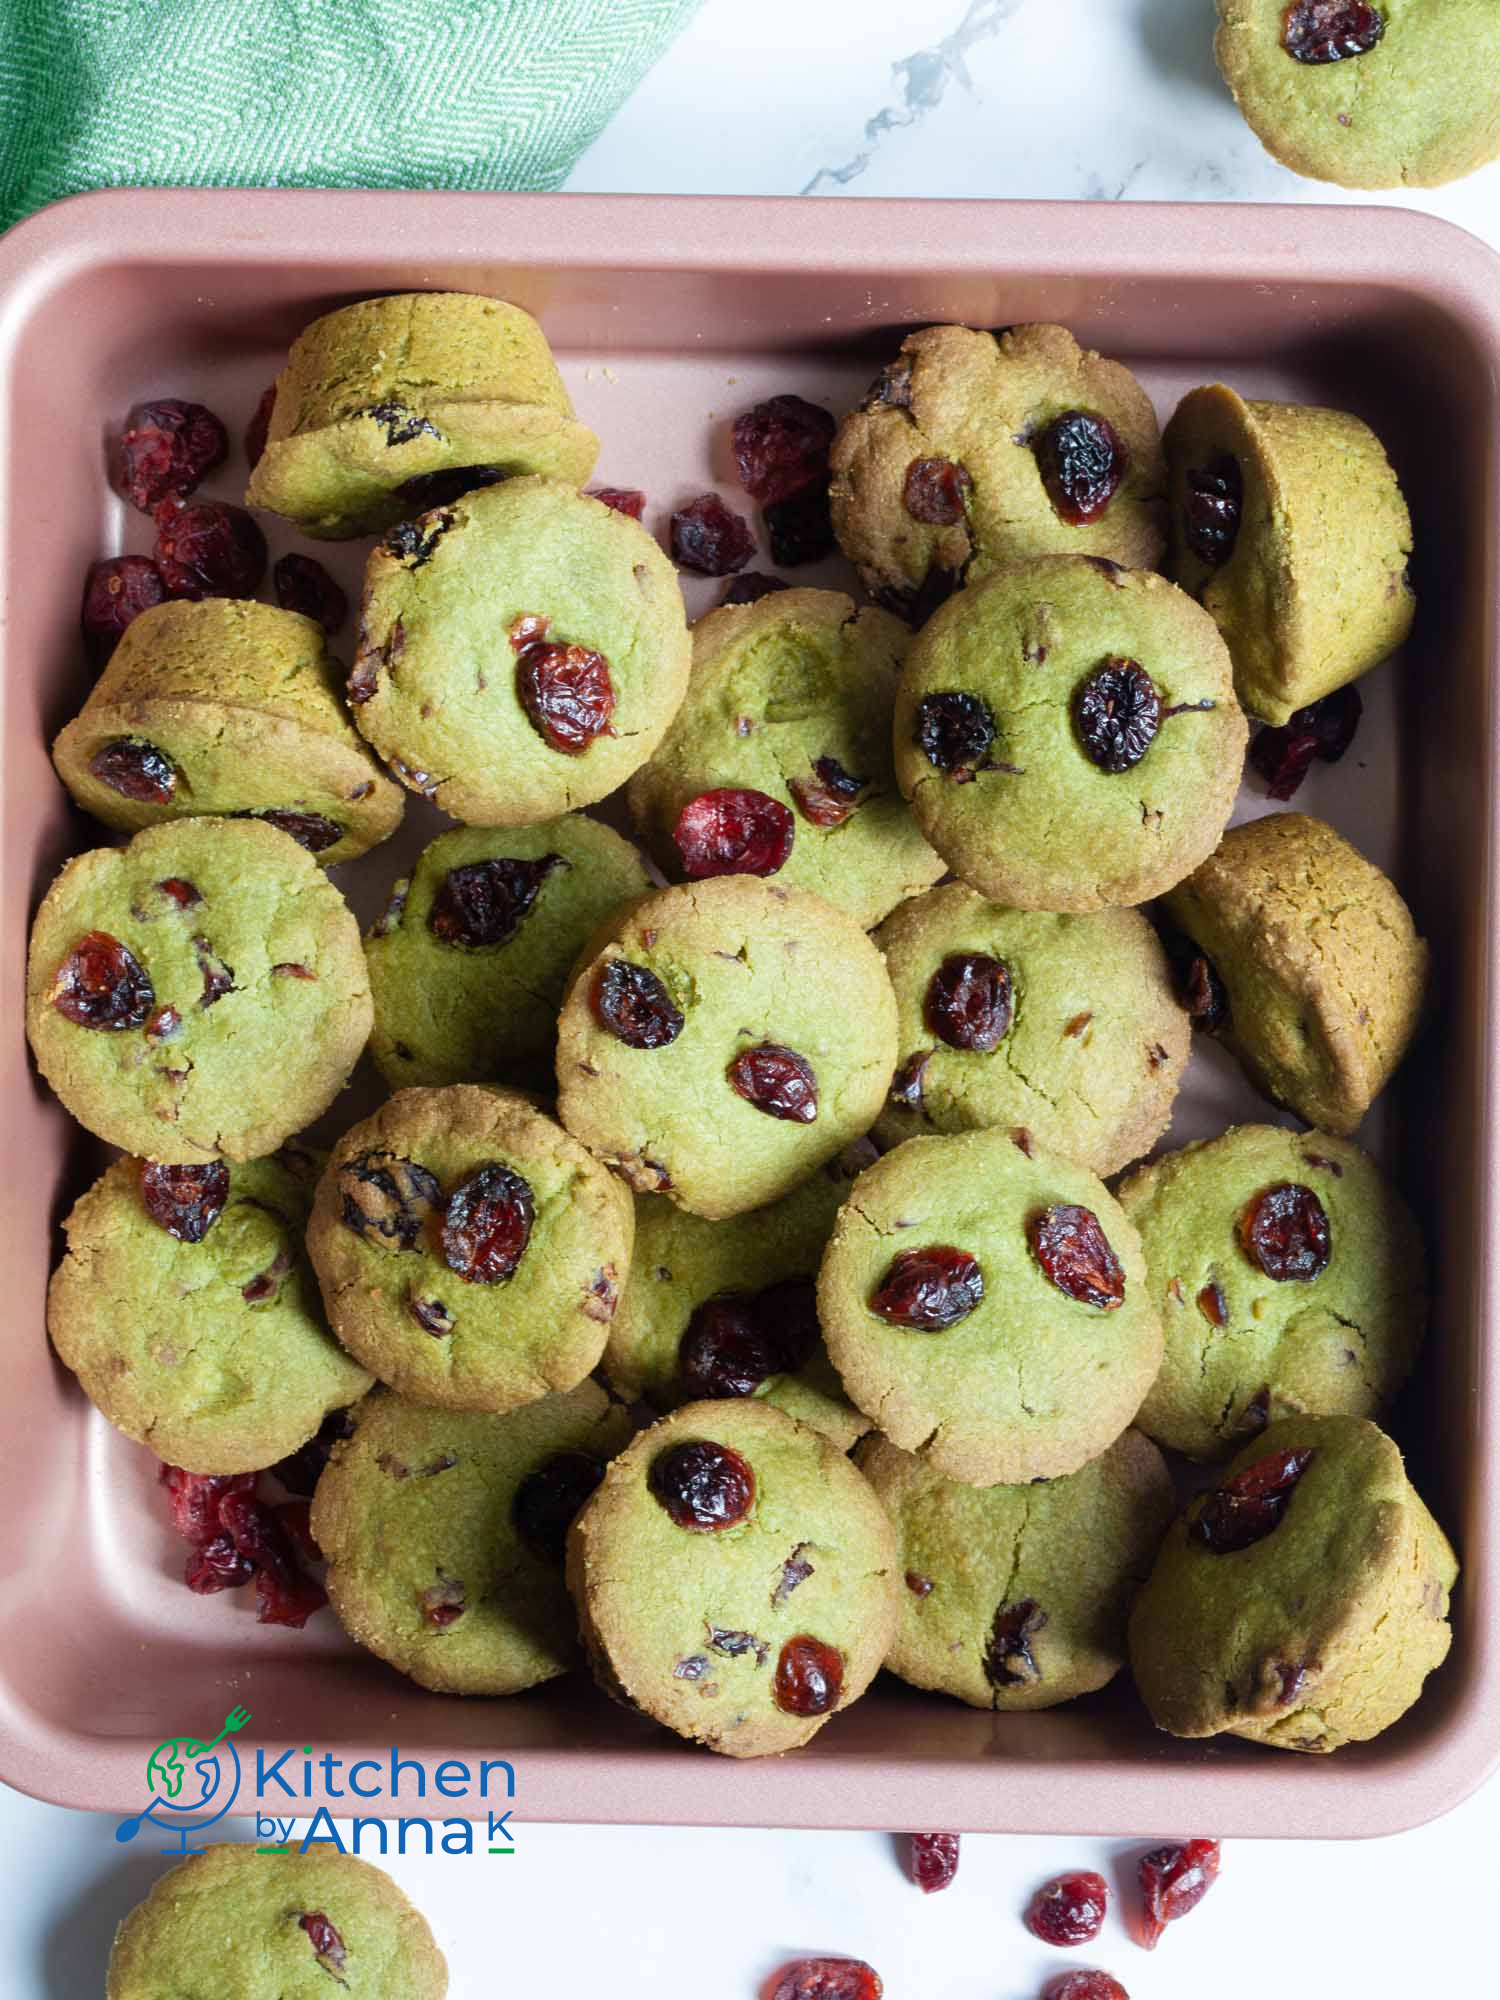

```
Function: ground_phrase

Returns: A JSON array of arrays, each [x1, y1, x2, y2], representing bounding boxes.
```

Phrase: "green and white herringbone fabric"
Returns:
[[0, 0, 702, 234]]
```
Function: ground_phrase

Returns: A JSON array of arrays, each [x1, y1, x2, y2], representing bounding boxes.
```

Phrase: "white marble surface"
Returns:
[[6, 1, 1500, 1993]]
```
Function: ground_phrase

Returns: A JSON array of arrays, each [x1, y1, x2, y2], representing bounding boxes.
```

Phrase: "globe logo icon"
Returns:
[[117, 1705, 250, 1854]]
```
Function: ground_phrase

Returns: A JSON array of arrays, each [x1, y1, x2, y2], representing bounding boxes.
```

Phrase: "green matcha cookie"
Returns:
[[1129, 1414, 1458, 1753], [365, 816, 652, 1090], [307, 1084, 633, 1412], [106, 1843, 448, 1998], [349, 476, 691, 825], [48, 1150, 369, 1474], [857, 1427, 1174, 1709], [311, 1381, 633, 1695], [1165, 382, 1415, 723], [1216, 1, 1500, 190], [818, 1129, 1163, 1486], [246, 290, 597, 538], [25, 818, 372, 1163], [830, 323, 1165, 615], [52, 600, 403, 865], [626, 588, 943, 928], [1118, 1125, 1426, 1459], [1164, 812, 1428, 1134], [603, 1155, 872, 1449], [873, 884, 1188, 1173], [566, 1398, 898, 1757], [555, 876, 898, 1220], [893, 556, 1245, 911]]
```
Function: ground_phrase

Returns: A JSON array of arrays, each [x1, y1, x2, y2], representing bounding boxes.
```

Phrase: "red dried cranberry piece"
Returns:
[[1074, 658, 1161, 772], [727, 1043, 818, 1122], [420, 1577, 467, 1627], [1183, 452, 1243, 567], [159, 1464, 256, 1546], [1035, 412, 1128, 525], [409, 1293, 454, 1336], [119, 399, 228, 512], [754, 1277, 821, 1373], [1248, 685, 1362, 801], [152, 498, 267, 600], [51, 931, 154, 1030], [773, 1634, 845, 1716], [870, 1246, 984, 1330], [219, 1488, 327, 1627], [1198, 1281, 1228, 1326], [338, 1151, 442, 1250], [670, 493, 757, 575], [906, 1570, 935, 1597], [397, 462, 506, 509], [441, 1162, 536, 1284], [924, 952, 1013, 1051], [591, 959, 684, 1048], [88, 738, 178, 805], [1136, 1838, 1221, 1948], [144, 1003, 182, 1043], [1181, 950, 1230, 1033], [1025, 1870, 1109, 1948], [732, 395, 835, 506], [242, 808, 342, 854], [674, 786, 794, 878], [272, 553, 348, 634], [244, 385, 276, 469], [1282, 1, 1384, 62], [1043, 1975, 1130, 2000], [790, 755, 866, 828], [185, 1532, 256, 1594], [1028, 1204, 1126, 1309], [721, 570, 791, 606], [903, 456, 972, 526], [271, 1409, 355, 1499], [648, 1439, 756, 1530], [986, 1597, 1048, 1687], [512, 617, 617, 756], [915, 691, 996, 777], [586, 485, 647, 519], [430, 854, 562, 947], [193, 935, 235, 1007], [770, 1961, 882, 2000], [513, 1450, 606, 1563], [81, 556, 168, 663], [297, 1911, 348, 1976], [141, 1160, 230, 1243], [1193, 1448, 1315, 1553], [1240, 1182, 1330, 1280], [765, 479, 835, 566], [907, 1831, 960, 1894], [679, 1296, 782, 1399]]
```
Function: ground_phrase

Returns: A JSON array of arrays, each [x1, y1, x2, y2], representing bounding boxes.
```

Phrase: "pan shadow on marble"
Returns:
[[1139, 0, 1230, 102]]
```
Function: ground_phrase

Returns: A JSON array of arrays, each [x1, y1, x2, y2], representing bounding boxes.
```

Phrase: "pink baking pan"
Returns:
[[0, 190, 1496, 1836]]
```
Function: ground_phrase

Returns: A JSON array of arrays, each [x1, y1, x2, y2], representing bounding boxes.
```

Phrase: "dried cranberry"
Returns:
[[152, 498, 267, 600], [986, 1597, 1048, 1687], [1193, 1449, 1315, 1553], [924, 952, 1013, 1051], [441, 1162, 535, 1284], [1197, 1281, 1228, 1326], [755, 1277, 821, 1372], [157, 877, 201, 910], [915, 691, 996, 777], [276, 1499, 321, 1564], [1035, 412, 1127, 525], [383, 514, 453, 567], [338, 1151, 442, 1250], [429, 854, 561, 948], [396, 462, 506, 509], [363, 401, 441, 446], [1282, 1, 1384, 62], [1249, 685, 1363, 801], [770, 1961, 882, 2000], [88, 739, 178, 805], [1074, 658, 1161, 772], [903, 456, 971, 526], [271, 1409, 355, 1499], [241, 808, 342, 854], [648, 1439, 756, 1531], [512, 617, 616, 756], [679, 1296, 782, 1399], [1184, 453, 1243, 567], [244, 385, 276, 469], [159, 1465, 256, 1546], [1181, 951, 1230, 1033], [790, 755, 865, 828], [670, 493, 757, 574], [81, 556, 167, 662], [674, 787, 794, 878], [906, 1570, 935, 1597], [774, 1544, 816, 1605], [727, 1043, 818, 1122], [765, 480, 835, 566], [870, 1246, 984, 1330], [1136, 1838, 1221, 1948], [1042, 1975, 1129, 2000], [144, 1004, 182, 1043], [586, 485, 647, 519], [420, 1577, 467, 1627], [51, 931, 153, 1030], [193, 936, 234, 1007], [721, 570, 790, 606], [890, 1050, 932, 1108], [297, 1911, 348, 1976], [907, 1831, 960, 1894], [272, 553, 348, 634], [119, 399, 228, 512], [141, 1161, 230, 1242], [513, 1451, 606, 1563], [1240, 1183, 1330, 1281], [732, 395, 835, 505], [219, 1487, 327, 1627], [774, 1634, 844, 1716], [185, 1533, 255, 1593], [591, 959, 684, 1049], [409, 1293, 454, 1336], [1025, 1870, 1109, 1948], [1028, 1205, 1126, 1309]]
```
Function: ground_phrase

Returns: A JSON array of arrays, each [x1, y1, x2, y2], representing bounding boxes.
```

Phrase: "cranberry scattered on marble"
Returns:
[[1025, 1869, 1109, 1948], [769, 1960, 882, 2000], [906, 1831, 960, 1893], [1136, 1838, 1221, 1948]]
